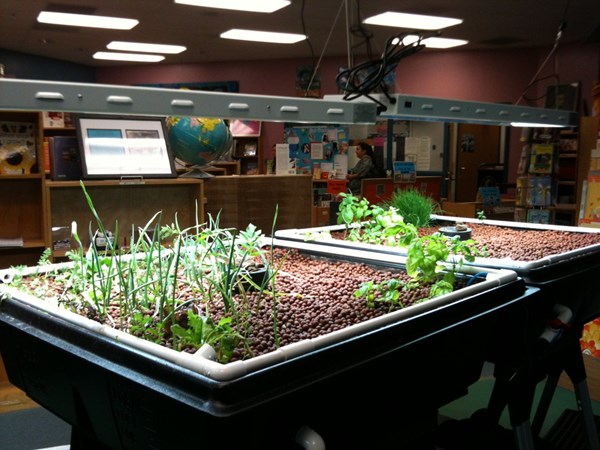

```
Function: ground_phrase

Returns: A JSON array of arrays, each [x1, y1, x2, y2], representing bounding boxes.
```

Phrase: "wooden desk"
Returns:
[[361, 176, 443, 205], [203, 175, 312, 232], [441, 200, 516, 221]]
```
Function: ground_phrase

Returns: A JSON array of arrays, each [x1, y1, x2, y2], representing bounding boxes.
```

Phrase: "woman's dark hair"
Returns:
[[358, 142, 383, 177], [358, 142, 376, 162]]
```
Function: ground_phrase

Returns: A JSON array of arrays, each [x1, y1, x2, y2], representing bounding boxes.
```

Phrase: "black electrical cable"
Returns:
[[336, 30, 440, 111]]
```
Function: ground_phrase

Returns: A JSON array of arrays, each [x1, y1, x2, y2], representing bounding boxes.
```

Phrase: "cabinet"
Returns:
[[232, 136, 262, 175], [41, 115, 77, 177], [0, 110, 205, 268], [203, 175, 311, 232], [552, 117, 596, 225], [0, 111, 46, 268], [512, 118, 595, 226], [45, 179, 204, 259], [441, 200, 516, 221], [551, 127, 581, 225]]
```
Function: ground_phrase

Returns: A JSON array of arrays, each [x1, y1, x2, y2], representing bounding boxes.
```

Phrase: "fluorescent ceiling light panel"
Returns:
[[37, 11, 138, 30], [107, 41, 186, 54], [174, 0, 290, 13], [220, 29, 306, 44], [93, 52, 165, 62], [364, 12, 462, 30], [402, 35, 468, 48]]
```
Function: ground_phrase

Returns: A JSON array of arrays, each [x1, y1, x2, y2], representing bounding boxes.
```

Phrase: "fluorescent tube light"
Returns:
[[402, 35, 468, 49], [324, 93, 577, 128], [37, 11, 138, 30], [220, 29, 306, 44], [93, 52, 165, 62], [364, 12, 462, 30], [510, 122, 567, 128], [174, 0, 290, 13], [107, 41, 186, 54]]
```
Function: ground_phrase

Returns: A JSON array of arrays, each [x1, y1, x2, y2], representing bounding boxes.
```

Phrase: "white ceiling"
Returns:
[[1, 0, 599, 67]]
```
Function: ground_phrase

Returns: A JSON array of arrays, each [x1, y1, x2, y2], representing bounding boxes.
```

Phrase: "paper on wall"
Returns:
[[276, 143, 296, 175]]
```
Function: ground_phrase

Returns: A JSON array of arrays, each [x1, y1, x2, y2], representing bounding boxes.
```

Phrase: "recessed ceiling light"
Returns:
[[37, 11, 138, 30], [402, 35, 468, 49], [93, 52, 165, 62], [220, 29, 306, 44], [364, 12, 462, 30], [174, 0, 290, 13], [107, 41, 186, 54]]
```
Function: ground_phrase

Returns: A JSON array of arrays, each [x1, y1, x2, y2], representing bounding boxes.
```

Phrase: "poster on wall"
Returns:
[[275, 143, 295, 175], [284, 125, 350, 179], [296, 65, 320, 98]]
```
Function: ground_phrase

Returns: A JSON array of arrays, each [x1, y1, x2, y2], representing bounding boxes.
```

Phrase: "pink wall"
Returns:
[[95, 43, 599, 181]]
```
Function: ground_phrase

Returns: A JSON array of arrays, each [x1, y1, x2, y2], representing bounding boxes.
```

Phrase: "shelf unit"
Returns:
[[551, 117, 597, 225], [45, 178, 204, 260], [0, 110, 205, 268], [232, 136, 262, 175], [0, 111, 46, 268], [513, 117, 596, 226]]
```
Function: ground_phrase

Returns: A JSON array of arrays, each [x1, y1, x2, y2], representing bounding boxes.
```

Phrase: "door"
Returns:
[[453, 123, 502, 202]]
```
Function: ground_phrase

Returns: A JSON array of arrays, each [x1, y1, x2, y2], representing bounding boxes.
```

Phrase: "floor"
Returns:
[[437, 360, 600, 449], [1, 360, 600, 450]]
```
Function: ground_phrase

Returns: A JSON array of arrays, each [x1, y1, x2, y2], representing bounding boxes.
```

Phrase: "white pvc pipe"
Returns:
[[295, 426, 326, 450]]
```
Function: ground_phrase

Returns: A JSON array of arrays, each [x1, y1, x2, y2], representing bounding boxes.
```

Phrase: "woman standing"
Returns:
[[346, 142, 378, 195]]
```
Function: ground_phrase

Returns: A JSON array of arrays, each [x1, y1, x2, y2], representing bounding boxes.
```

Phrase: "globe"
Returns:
[[166, 116, 232, 177]]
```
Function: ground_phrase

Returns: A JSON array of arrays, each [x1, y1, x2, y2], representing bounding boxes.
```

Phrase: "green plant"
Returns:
[[383, 188, 439, 227], [171, 310, 245, 361], [353, 278, 408, 309], [37, 248, 52, 266], [6, 181, 285, 364], [476, 209, 487, 220], [334, 193, 418, 245]]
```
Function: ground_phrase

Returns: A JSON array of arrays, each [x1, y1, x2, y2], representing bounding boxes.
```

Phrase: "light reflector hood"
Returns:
[[325, 93, 577, 127]]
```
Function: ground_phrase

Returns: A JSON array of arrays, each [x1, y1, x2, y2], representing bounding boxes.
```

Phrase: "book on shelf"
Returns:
[[245, 160, 259, 175], [526, 209, 551, 224], [243, 142, 257, 156], [0, 120, 37, 175], [516, 144, 530, 175], [580, 174, 600, 227], [514, 207, 527, 222], [42, 111, 65, 128], [392, 161, 416, 183], [527, 175, 552, 207], [477, 186, 501, 207], [0, 237, 24, 248], [49, 136, 83, 181], [528, 143, 554, 174]]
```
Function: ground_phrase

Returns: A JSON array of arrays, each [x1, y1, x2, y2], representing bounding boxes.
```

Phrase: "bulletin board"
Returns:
[[284, 125, 350, 178]]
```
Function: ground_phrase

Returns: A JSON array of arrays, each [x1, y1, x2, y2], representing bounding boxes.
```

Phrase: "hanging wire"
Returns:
[[300, 0, 346, 97], [515, 0, 572, 105]]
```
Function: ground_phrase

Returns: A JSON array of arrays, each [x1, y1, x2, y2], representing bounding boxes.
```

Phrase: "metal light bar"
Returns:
[[324, 93, 577, 127], [0, 79, 377, 125]]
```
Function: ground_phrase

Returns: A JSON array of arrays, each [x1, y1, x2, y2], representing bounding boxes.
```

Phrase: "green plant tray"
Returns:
[[0, 240, 536, 449]]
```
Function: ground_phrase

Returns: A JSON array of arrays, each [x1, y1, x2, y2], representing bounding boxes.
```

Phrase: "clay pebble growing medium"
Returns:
[[430, 224, 600, 261], [174, 248, 432, 361], [217, 225, 600, 360], [332, 224, 600, 261], [15, 224, 600, 363]]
